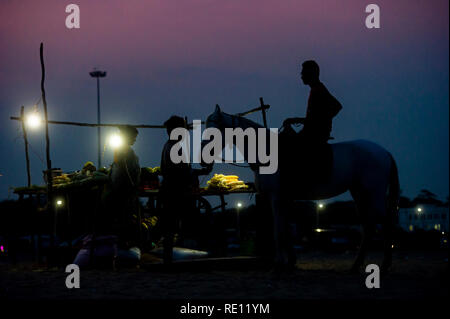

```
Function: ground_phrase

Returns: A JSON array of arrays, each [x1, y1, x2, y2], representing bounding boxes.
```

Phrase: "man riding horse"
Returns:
[[203, 62, 399, 272], [283, 60, 342, 183]]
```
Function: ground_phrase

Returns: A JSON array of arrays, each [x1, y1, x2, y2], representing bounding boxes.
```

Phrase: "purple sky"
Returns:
[[0, 0, 448, 203]]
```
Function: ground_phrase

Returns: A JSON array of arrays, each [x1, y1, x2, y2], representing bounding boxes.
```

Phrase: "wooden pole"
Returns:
[[20, 106, 31, 187], [235, 104, 270, 118], [11, 101, 270, 129], [40, 43, 55, 241], [40, 43, 52, 177], [259, 97, 268, 128], [10, 117, 167, 128]]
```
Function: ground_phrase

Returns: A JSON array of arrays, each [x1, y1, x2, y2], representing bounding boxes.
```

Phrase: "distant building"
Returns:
[[398, 204, 448, 233]]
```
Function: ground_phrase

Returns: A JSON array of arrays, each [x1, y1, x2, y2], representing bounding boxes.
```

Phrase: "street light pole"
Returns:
[[316, 202, 324, 228], [89, 69, 107, 169]]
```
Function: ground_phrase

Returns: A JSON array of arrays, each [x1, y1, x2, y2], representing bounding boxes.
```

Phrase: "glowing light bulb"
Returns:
[[109, 134, 123, 149], [26, 113, 41, 128]]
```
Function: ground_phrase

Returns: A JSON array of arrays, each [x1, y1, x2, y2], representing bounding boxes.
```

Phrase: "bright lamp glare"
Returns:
[[109, 134, 123, 149], [26, 113, 41, 128], [56, 200, 63, 206], [237, 202, 242, 208], [318, 203, 324, 209]]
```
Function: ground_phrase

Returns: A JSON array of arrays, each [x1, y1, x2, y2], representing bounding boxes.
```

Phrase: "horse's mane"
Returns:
[[221, 111, 265, 129]]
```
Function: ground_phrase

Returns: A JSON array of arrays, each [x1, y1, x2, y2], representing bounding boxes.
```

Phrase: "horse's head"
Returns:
[[205, 104, 226, 132], [201, 105, 225, 169]]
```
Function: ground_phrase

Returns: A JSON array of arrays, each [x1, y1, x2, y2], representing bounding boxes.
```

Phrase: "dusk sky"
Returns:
[[0, 0, 448, 204]]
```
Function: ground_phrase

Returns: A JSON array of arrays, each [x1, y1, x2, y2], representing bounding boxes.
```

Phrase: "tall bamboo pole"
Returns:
[[40, 43, 52, 178], [40, 42, 54, 241], [20, 106, 31, 187], [10, 117, 166, 128], [11, 100, 270, 129]]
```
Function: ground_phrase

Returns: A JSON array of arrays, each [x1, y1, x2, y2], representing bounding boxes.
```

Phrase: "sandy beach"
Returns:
[[1, 250, 447, 300]]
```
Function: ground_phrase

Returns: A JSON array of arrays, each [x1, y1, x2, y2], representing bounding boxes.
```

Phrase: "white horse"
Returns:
[[204, 105, 400, 272]]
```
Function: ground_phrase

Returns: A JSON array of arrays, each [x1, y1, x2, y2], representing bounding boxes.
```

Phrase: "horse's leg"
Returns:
[[351, 222, 374, 273], [381, 157, 399, 274], [270, 193, 293, 270], [356, 200, 392, 274], [350, 190, 375, 273], [381, 194, 397, 274], [355, 195, 394, 274], [270, 194, 284, 265], [352, 188, 389, 273], [286, 200, 297, 268], [381, 216, 392, 273]]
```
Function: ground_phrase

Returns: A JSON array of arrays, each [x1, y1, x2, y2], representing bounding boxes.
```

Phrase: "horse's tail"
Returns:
[[387, 153, 400, 225]]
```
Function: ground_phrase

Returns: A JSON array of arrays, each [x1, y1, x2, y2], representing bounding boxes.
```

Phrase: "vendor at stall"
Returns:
[[102, 125, 141, 248], [111, 125, 140, 190], [160, 116, 211, 264]]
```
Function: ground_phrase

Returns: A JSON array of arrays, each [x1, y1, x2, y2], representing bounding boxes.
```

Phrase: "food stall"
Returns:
[[13, 164, 257, 261]]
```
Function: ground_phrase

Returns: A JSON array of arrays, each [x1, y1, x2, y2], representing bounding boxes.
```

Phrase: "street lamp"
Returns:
[[89, 69, 107, 169], [21, 106, 41, 188], [53, 198, 64, 238], [416, 207, 425, 229], [109, 133, 123, 149], [26, 112, 41, 129], [236, 202, 243, 240]]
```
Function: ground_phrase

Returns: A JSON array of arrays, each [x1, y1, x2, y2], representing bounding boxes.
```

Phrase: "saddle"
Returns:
[[279, 124, 333, 188]]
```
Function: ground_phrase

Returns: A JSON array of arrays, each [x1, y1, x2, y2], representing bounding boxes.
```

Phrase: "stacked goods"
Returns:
[[135, 215, 158, 230], [81, 161, 96, 176], [52, 174, 71, 185], [140, 167, 161, 190], [14, 185, 46, 193], [206, 174, 249, 191], [142, 166, 161, 175], [16, 162, 110, 192], [53, 162, 108, 188], [152, 166, 161, 175], [43, 168, 62, 184]]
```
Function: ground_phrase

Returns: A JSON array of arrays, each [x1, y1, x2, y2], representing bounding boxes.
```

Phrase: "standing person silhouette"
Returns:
[[101, 126, 141, 249], [160, 116, 211, 264]]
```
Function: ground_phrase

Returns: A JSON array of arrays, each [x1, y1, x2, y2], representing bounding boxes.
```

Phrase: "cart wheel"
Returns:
[[192, 196, 219, 252], [196, 196, 212, 219]]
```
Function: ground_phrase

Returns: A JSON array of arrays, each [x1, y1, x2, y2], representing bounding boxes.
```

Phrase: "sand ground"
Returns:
[[0, 250, 447, 300]]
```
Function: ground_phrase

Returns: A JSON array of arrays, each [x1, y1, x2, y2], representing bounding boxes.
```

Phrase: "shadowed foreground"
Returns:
[[0, 251, 447, 299]]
